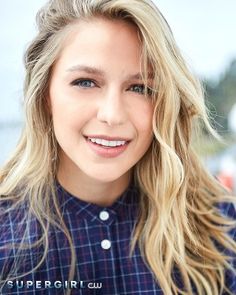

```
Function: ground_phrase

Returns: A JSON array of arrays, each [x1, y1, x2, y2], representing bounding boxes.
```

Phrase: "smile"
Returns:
[[84, 136, 131, 158], [88, 137, 127, 147]]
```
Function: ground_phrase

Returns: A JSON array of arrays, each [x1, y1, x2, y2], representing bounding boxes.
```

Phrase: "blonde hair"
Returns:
[[0, 0, 235, 294]]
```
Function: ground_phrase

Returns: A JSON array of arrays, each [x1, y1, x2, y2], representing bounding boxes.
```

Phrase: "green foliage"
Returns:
[[193, 133, 236, 156], [203, 59, 236, 134]]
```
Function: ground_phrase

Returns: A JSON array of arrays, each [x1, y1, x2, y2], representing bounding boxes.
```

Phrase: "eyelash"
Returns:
[[71, 78, 153, 96]]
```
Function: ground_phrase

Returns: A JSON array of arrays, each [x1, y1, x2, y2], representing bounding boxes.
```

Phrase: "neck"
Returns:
[[57, 154, 132, 207]]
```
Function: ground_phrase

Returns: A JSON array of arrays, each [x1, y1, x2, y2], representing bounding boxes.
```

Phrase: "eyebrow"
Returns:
[[66, 65, 154, 80]]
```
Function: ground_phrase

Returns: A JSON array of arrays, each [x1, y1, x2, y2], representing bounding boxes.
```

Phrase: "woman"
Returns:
[[0, 0, 235, 294]]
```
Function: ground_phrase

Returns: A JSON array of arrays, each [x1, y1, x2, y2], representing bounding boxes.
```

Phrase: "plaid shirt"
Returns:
[[0, 182, 235, 294]]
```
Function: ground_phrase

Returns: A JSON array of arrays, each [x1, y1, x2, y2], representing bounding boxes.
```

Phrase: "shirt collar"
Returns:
[[55, 181, 140, 225]]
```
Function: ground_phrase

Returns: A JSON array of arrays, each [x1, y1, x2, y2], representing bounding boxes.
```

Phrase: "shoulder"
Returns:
[[0, 199, 31, 241], [216, 202, 236, 292], [218, 202, 236, 218], [217, 201, 236, 238], [0, 199, 42, 278]]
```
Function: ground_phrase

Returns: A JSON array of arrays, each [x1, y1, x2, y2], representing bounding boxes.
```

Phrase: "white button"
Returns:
[[101, 239, 111, 250], [99, 211, 109, 221]]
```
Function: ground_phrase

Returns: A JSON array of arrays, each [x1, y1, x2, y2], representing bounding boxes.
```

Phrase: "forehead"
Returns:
[[64, 17, 140, 45], [49, 17, 157, 85], [54, 17, 143, 72]]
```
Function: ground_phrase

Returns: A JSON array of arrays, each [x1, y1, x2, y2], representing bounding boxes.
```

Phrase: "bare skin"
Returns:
[[49, 18, 154, 206]]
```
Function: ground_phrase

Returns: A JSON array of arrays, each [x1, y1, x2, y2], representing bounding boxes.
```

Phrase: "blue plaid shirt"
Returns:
[[0, 182, 235, 294]]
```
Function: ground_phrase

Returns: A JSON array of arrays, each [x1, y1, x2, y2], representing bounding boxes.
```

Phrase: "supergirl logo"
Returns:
[[6, 280, 103, 289]]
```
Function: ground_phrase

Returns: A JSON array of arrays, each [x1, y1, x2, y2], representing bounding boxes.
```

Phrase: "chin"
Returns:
[[88, 173, 123, 184], [84, 166, 129, 184]]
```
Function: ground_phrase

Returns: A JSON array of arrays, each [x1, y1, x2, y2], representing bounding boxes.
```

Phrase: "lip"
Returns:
[[84, 134, 131, 142], [84, 136, 130, 158]]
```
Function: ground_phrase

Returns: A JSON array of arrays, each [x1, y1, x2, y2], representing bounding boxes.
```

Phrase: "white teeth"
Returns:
[[88, 137, 127, 147]]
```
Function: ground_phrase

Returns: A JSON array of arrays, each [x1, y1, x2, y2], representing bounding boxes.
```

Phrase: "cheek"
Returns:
[[50, 94, 90, 132], [50, 101, 79, 145], [52, 111, 87, 140], [132, 101, 153, 134]]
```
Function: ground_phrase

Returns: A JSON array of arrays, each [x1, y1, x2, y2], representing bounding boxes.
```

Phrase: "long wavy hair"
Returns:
[[0, 0, 235, 294]]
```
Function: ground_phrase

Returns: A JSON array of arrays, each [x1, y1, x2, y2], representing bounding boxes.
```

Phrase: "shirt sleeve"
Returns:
[[0, 202, 40, 280], [219, 202, 236, 294], [0, 205, 18, 284]]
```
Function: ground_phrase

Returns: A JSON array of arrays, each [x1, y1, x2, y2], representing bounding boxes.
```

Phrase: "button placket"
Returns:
[[99, 210, 111, 249], [99, 210, 109, 221], [101, 239, 111, 250]]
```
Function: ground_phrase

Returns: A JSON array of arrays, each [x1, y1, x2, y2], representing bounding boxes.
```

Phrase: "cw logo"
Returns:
[[87, 282, 103, 289]]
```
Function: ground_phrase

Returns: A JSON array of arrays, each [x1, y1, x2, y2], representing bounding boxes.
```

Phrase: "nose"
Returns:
[[97, 88, 127, 126]]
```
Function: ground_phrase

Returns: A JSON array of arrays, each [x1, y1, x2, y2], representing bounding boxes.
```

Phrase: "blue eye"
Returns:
[[131, 85, 145, 93], [130, 84, 153, 96], [71, 79, 96, 88]]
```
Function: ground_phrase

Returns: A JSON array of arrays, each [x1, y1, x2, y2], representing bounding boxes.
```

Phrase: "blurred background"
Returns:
[[0, 0, 236, 192]]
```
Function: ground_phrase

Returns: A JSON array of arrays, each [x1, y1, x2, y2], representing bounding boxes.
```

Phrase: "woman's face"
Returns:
[[49, 18, 154, 184]]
